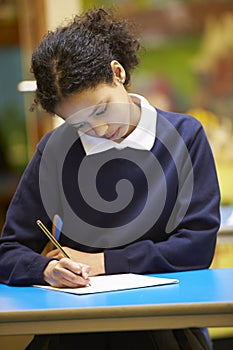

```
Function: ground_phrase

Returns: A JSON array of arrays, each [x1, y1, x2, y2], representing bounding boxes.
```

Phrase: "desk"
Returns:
[[0, 268, 232, 336]]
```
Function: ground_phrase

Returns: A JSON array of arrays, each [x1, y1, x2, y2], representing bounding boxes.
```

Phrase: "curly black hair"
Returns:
[[31, 7, 141, 114]]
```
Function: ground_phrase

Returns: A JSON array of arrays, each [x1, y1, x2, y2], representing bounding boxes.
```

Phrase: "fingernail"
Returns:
[[83, 272, 89, 279]]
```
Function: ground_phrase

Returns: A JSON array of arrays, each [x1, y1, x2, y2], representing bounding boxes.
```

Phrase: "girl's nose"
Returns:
[[93, 124, 108, 137]]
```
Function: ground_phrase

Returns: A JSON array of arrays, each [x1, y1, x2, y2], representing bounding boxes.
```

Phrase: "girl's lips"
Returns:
[[107, 129, 120, 140]]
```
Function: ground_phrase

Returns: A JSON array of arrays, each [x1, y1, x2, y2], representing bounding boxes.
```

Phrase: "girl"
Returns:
[[0, 7, 220, 350]]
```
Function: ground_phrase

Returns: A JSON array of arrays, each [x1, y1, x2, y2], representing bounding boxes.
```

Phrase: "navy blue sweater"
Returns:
[[0, 109, 220, 285]]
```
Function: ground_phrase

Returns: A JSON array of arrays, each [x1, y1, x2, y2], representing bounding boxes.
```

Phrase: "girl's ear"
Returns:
[[110, 60, 126, 84]]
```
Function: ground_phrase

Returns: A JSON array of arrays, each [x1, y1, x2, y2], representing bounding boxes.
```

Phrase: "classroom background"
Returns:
[[0, 0, 232, 349]]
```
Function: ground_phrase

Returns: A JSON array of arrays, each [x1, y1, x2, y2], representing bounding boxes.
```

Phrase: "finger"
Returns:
[[51, 267, 89, 288], [46, 249, 60, 258], [63, 274, 89, 287], [54, 275, 88, 288], [59, 258, 83, 272], [50, 275, 87, 288], [79, 264, 91, 280], [55, 259, 90, 286]]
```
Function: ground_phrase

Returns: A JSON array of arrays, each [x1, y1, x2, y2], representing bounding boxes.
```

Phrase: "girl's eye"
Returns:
[[74, 122, 86, 130], [95, 103, 107, 116]]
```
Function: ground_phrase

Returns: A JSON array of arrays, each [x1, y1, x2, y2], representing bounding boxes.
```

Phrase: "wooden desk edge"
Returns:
[[0, 303, 232, 335], [1, 302, 232, 322]]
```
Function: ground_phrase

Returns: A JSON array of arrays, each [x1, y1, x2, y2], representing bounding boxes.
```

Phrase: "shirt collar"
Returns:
[[78, 94, 157, 155]]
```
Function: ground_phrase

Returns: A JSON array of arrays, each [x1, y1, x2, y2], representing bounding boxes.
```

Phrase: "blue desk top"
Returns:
[[1, 268, 233, 312]]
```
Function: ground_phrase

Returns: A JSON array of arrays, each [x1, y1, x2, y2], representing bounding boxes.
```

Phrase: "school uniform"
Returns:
[[0, 95, 220, 349]]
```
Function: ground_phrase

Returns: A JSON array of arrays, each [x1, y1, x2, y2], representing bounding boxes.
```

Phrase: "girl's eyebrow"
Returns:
[[65, 100, 107, 124]]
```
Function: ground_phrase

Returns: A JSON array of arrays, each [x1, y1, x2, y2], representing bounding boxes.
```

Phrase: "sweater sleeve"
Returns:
[[104, 119, 221, 274], [0, 134, 54, 286]]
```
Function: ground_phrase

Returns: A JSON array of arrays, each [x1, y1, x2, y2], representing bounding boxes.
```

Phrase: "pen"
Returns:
[[52, 214, 63, 241], [36, 219, 91, 286], [36, 219, 71, 259]]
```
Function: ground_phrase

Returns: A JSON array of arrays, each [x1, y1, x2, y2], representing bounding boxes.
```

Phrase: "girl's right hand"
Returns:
[[43, 258, 91, 288]]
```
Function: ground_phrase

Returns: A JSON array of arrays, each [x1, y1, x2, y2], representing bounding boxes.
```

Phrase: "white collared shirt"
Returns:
[[78, 94, 157, 155]]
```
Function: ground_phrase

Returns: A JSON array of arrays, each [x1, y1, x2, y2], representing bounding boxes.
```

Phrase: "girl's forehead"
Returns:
[[56, 84, 112, 116]]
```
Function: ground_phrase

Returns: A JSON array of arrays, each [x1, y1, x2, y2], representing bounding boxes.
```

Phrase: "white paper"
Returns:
[[34, 273, 179, 295]]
